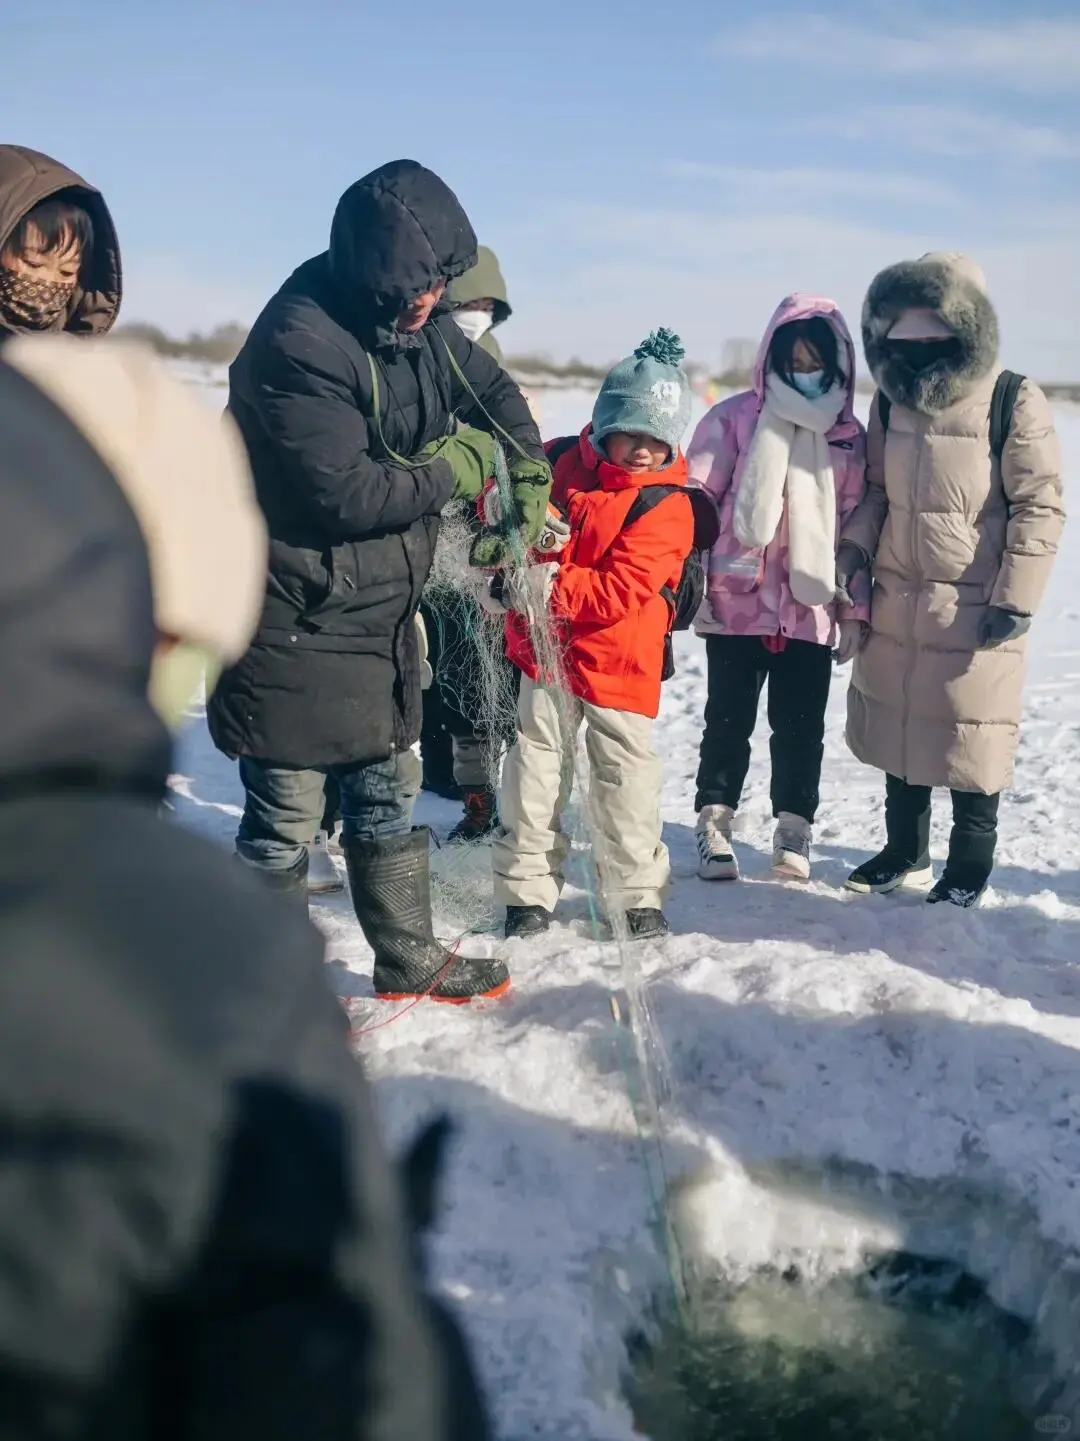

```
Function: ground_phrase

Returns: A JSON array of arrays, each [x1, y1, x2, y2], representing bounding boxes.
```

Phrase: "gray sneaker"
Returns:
[[307, 830, 344, 893], [772, 812, 811, 882]]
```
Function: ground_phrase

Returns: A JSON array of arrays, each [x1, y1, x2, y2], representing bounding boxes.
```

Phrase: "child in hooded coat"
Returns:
[[489, 331, 696, 941], [689, 295, 868, 882]]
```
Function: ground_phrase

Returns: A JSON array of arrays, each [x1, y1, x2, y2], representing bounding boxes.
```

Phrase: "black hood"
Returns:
[[327, 159, 477, 352], [0, 360, 171, 803], [862, 255, 999, 414]]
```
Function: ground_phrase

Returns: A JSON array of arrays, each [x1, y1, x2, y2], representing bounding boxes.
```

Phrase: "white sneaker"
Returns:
[[772, 813, 811, 882], [308, 831, 344, 893], [696, 805, 740, 881]]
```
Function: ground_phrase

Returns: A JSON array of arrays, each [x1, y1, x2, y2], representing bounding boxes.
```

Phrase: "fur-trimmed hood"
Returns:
[[862, 252, 999, 414]]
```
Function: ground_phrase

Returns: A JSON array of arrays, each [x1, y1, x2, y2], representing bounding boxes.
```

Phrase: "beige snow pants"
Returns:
[[492, 676, 670, 914]]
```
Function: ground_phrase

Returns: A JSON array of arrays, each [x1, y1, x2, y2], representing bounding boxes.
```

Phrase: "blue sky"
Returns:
[[7, 0, 1080, 376]]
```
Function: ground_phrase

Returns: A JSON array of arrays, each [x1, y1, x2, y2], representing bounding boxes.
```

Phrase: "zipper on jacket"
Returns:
[[900, 419, 927, 780]]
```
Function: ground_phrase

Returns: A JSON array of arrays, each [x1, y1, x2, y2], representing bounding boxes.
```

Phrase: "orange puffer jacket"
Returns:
[[505, 427, 694, 719]]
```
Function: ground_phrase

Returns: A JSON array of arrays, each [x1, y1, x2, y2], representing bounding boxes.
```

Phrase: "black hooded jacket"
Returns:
[[208, 160, 543, 768], [0, 358, 489, 1441]]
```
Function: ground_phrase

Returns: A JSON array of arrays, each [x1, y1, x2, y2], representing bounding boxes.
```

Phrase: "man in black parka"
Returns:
[[0, 348, 492, 1441], [208, 159, 550, 1002]]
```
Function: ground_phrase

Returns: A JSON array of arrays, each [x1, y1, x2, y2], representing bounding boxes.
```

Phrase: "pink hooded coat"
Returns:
[[688, 295, 869, 647]]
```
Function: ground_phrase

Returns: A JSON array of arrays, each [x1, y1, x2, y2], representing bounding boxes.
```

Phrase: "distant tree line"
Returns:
[[114, 322, 250, 365], [116, 322, 1080, 401]]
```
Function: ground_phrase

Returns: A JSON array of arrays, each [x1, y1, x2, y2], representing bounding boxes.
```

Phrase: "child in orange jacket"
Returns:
[[486, 331, 695, 941]]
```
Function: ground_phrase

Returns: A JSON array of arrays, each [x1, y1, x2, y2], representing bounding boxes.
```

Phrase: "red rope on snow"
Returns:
[[347, 934, 466, 1037]]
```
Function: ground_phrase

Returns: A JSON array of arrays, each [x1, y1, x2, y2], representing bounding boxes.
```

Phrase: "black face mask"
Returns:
[[888, 338, 962, 371]]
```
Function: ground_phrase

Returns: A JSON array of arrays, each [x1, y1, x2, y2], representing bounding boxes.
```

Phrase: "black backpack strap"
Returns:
[[990, 370, 1025, 460], [622, 483, 681, 530], [621, 486, 691, 617], [876, 390, 891, 435], [544, 434, 578, 467]]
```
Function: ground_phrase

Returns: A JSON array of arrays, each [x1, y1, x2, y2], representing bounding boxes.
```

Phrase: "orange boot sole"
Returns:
[[376, 977, 512, 1005]]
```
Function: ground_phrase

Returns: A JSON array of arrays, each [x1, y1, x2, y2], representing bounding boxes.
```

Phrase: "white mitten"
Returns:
[[534, 510, 571, 556], [503, 562, 559, 617], [476, 576, 509, 617], [414, 612, 433, 689]]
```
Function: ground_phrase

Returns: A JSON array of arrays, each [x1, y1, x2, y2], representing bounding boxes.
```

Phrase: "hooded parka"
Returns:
[[208, 161, 543, 769], [843, 253, 1065, 794], [0, 145, 121, 338], [446, 244, 512, 364]]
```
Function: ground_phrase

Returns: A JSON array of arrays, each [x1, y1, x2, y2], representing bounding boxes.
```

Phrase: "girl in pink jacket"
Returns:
[[689, 295, 869, 882]]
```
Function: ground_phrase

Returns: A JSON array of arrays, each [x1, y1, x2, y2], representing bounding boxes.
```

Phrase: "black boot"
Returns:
[[345, 828, 510, 1002], [626, 908, 670, 940], [846, 775, 934, 895], [236, 849, 310, 910], [504, 905, 550, 940], [420, 727, 460, 801], [927, 791, 998, 908]]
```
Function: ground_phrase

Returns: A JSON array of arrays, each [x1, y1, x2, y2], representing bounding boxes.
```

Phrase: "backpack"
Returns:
[[876, 370, 1025, 457], [545, 436, 721, 680]]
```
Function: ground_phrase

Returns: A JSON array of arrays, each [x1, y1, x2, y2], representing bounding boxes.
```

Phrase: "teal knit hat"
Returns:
[[591, 328, 692, 460]]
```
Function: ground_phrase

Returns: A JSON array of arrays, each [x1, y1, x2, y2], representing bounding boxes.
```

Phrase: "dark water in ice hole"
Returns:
[[627, 1252, 1052, 1440]]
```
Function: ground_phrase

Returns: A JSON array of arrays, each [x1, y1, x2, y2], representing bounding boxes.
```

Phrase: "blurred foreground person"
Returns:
[[0, 336, 491, 1441]]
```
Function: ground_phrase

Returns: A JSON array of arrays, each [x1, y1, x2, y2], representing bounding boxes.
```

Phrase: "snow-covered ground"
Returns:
[[173, 368, 1080, 1436]]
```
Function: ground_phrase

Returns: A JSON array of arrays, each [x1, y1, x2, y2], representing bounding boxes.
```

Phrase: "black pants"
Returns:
[[695, 635, 834, 823], [885, 774, 1000, 879]]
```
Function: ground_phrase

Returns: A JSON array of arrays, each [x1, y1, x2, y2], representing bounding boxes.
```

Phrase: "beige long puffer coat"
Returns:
[[844, 253, 1065, 795]]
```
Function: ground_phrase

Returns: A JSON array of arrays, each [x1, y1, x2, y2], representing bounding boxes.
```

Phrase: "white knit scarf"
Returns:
[[732, 374, 845, 607]]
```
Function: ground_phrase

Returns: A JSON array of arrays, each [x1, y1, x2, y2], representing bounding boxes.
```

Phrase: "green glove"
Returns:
[[469, 455, 554, 569], [509, 455, 555, 543], [419, 425, 495, 502]]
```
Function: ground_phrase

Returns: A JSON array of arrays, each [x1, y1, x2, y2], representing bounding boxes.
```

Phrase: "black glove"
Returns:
[[978, 605, 1031, 648], [835, 541, 870, 609]]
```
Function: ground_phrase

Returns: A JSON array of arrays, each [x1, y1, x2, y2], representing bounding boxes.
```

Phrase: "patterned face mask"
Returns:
[[0, 267, 76, 330]]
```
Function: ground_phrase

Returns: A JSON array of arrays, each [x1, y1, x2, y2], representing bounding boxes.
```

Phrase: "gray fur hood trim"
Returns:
[[862, 255, 999, 414]]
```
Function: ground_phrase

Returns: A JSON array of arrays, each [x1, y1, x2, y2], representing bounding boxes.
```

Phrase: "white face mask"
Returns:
[[454, 308, 495, 343]]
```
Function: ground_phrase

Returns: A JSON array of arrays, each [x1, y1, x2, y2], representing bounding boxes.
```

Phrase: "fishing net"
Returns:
[[422, 444, 686, 1305]]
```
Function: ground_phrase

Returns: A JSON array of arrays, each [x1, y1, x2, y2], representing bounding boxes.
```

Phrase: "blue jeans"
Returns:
[[236, 750, 420, 873]]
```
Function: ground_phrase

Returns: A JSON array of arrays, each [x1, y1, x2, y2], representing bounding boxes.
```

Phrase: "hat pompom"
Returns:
[[634, 327, 685, 367]]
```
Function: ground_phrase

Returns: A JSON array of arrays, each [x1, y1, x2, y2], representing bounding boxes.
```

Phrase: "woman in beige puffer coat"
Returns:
[[839, 252, 1064, 907]]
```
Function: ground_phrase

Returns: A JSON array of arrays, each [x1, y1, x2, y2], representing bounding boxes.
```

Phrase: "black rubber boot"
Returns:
[[504, 905, 551, 940], [236, 849, 310, 910], [846, 775, 934, 894], [927, 792, 998, 908], [345, 828, 510, 1002]]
